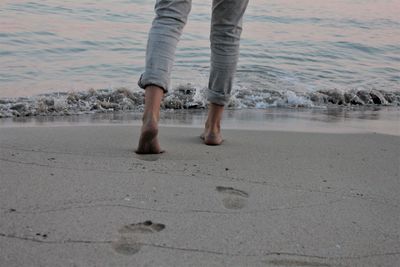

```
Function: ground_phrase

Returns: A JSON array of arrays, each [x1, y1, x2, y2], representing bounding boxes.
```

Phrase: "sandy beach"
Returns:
[[0, 117, 399, 266], [2, 0, 399, 265]]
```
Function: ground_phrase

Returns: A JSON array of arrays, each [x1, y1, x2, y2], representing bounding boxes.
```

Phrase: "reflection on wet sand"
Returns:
[[1, 107, 398, 136]]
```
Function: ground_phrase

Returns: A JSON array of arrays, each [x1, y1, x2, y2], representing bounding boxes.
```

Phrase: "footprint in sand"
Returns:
[[216, 186, 249, 210], [112, 220, 165, 255], [118, 220, 165, 234]]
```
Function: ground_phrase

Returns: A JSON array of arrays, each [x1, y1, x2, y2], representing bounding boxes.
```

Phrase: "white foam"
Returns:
[[0, 85, 399, 118]]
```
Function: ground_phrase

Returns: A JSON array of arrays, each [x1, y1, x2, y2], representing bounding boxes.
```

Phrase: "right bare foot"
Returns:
[[200, 103, 224, 146], [203, 130, 223, 146], [135, 121, 164, 154]]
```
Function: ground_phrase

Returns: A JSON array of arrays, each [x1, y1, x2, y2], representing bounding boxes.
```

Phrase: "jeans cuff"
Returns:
[[206, 88, 230, 106], [138, 73, 169, 93]]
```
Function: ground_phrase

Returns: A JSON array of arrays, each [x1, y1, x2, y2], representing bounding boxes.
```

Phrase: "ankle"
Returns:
[[206, 103, 224, 128], [207, 123, 220, 133], [142, 111, 159, 124]]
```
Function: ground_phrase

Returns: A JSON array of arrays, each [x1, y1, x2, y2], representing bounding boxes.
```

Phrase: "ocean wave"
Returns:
[[0, 86, 399, 118]]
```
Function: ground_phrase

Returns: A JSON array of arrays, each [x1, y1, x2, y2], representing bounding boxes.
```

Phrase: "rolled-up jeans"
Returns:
[[138, 0, 249, 106]]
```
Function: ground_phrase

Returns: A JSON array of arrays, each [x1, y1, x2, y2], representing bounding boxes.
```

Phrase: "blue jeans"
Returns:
[[138, 0, 249, 106]]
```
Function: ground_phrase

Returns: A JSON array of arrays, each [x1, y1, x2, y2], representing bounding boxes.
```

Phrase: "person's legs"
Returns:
[[203, 0, 249, 145], [136, 0, 192, 154]]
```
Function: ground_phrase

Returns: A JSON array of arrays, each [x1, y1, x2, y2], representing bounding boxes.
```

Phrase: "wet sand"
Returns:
[[0, 123, 399, 266]]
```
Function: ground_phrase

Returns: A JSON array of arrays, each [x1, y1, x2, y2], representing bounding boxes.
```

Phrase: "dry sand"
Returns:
[[0, 124, 399, 266]]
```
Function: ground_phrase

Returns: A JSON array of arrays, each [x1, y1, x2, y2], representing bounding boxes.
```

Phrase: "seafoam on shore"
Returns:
[[1, 86, 399, 118]]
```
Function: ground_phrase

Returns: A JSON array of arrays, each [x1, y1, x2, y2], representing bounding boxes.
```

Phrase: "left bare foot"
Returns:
[[135, 120, 164, 154], [135, 86, 164, 154]]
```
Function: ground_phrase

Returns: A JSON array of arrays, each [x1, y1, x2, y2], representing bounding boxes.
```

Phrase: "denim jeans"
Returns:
[[138, 0, 249, 106]]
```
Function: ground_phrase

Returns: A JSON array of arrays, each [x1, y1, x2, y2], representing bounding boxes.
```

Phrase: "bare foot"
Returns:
[[200, 122, 224, 146], [135, 86, 164, 154], [203, 130, 223, 146], [135, 121, 164, 154], [201, 125, 223, 145], [201, 103, 224, 145]]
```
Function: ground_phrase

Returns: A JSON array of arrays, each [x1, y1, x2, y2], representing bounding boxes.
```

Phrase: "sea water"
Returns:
[[1, 0, 399, 117]]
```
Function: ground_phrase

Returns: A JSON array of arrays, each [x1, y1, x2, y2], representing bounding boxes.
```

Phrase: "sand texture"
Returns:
[[0, 125, 399, 266]]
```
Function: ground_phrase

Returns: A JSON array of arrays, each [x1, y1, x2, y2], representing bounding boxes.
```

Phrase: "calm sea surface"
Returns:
[[1, 0, 399, 98]]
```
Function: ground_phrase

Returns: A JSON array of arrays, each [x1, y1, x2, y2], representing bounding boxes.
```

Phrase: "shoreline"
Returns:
[[1, 87, 400, 119], [1, 108, 399, 136]]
